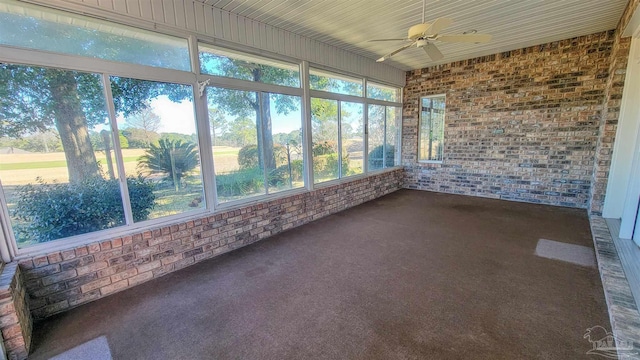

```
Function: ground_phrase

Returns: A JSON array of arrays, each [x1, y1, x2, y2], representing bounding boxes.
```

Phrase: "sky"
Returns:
[[119, 95, 303, 136]]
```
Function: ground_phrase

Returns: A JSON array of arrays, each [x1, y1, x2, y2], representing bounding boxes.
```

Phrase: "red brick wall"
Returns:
[[590, 0, 640, 214], [19, 169, 403, 319], [402, 31, 615, 208], [0, 263, 32, 360]]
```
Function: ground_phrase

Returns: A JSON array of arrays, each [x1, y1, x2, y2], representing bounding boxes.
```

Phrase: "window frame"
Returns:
[[418, 94, 446, 164], [0, 1, 404, 258]]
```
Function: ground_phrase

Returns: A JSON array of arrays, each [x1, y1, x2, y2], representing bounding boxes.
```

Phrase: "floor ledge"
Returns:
[[589, 215, 640, 359]]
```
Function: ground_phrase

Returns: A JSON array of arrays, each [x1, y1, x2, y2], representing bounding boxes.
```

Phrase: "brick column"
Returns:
[[0, 262, 32, 360]]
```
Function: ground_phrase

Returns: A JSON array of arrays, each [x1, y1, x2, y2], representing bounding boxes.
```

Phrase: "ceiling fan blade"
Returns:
[[423, 43, 444, 61], [376, 41, 417, 62], [368, 38, 411, 42], [437, 34, 492, 43], [423, 17, 453, 36]]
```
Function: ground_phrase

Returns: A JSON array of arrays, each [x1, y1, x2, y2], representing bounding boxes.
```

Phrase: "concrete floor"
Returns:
[[30, 190, 609, 359]]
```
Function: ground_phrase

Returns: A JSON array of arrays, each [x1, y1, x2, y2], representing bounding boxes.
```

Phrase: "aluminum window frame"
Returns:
[[418, 94, 446, 164], [0, 0, 404, 259]]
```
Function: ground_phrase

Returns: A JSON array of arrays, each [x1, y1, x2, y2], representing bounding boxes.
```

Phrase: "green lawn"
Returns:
[[0, 156, 140, 171]]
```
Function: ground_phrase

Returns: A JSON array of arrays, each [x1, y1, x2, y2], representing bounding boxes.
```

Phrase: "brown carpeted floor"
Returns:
[[30, 190, 609, 359]]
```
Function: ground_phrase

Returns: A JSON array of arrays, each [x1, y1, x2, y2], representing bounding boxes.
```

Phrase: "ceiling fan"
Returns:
[[370, 0, 492, 63]]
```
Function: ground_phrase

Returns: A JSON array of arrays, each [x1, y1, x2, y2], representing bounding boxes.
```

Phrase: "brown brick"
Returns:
[[100, 280, 128, 295], [80, 278, 111, 293], [76, 261, 109, 276], [110, 268, 137, 283], [128, 271, 153, 286], [41, 269, 77, 287]]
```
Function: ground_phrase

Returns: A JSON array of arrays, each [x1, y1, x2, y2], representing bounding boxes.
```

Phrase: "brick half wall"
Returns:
[[18, 169, 403, 320], [0, 262, 32, 360]]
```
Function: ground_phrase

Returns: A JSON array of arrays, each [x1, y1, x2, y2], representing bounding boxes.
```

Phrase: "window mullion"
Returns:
[[102, 74, 134, 225], [337, 101, 343, 179], [195, 85, 217, 210], [0, 181, 17, 262], [301, 61, 314, 190], [383, 106, 387, 168], [258, 92, 269, 194]]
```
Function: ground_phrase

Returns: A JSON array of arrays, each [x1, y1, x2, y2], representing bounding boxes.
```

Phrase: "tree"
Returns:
[[226, 117, 257, 147], [137, 139, 199, 191], [0, 13, 190, 184], [123, 104, 161, 148], [202, 55, 299, 171], [208, 107, 228, 146]]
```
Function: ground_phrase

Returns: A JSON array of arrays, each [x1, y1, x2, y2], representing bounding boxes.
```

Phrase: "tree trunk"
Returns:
[[260, 93, 276, 171], [47, 69, 100, 183]]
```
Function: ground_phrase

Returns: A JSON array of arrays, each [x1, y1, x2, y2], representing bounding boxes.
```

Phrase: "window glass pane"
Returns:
[[111, 77, 204, 219], [0, 2, 190, 71], [311, 98, 339, 183], [206, 87, 266, 203], [310, 69, 362, 96], [341, 102, 364, 176], [367, 104, 385, 171], [0, 64, 126, 247], [263, 93, 304, 193], [419, 96, 445, 162], [367, 82, 401, 102], [385, 106, 401, 167], [199, 44, 300, 87]]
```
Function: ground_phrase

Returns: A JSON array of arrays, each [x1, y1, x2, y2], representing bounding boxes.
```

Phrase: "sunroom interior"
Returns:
[[0, 0, 639, 359]]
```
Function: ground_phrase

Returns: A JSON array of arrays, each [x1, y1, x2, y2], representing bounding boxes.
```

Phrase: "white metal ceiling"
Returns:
[[195, 0, 627, 71]]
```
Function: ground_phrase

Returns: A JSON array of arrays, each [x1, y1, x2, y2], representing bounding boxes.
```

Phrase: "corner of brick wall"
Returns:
[[402, 31, 615, 209], [19, 169, 403, 320], [588, 0, 640, 215], [0, 262, 32, 360]]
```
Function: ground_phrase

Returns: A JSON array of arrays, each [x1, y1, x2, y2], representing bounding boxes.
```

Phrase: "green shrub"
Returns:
[[312, 141, 337, 156], [216, 168, 264, 198], [313, 153, 349, 179], [237, 144, 288, 169], [237, 145, 260, 169], [290, 160, 303, 182], [368, 144, 395, 170], [13, 176, 155, 243], [137, 139, 199, 189]]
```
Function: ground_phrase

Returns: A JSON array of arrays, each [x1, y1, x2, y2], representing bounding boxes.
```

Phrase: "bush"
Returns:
[[313, 153, 349, 179], [215, 168, 264, 198], [312, 141, 337, 156], [368, 144, 395, 170], [237, 145, 260, 169], [237, 144, 288, 169], [290, 160, 303, 182], [13, 176, 155, 243], [137, 139, 199, 189]]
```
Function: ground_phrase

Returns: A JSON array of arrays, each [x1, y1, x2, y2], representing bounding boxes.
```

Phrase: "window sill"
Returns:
[[15, 168, 404, 259]]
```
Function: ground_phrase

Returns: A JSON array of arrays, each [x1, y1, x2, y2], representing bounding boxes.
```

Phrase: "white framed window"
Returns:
[[198, 43, 300, 88], [419, 95, 445, 163], [310, 68, 363, 97], [0, 0, 404, 256], [0, 1, 191, 71]]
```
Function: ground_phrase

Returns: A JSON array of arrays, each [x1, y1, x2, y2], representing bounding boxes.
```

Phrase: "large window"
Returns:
[[0, 64, 126, 247], [199, 44, 300, 87], [368, 105, 401, 171], [0, 0, 404, 253], [310, 69, 363, 96], [367, 82, 401, 102], [0, 1, 190, 71], [111, 77, 204, 219], [419, 95, 445, 162], [207, 87, 304, 203]]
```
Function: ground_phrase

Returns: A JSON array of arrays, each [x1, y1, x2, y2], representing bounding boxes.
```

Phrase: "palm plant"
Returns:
[[138, 139, 199, 190]]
